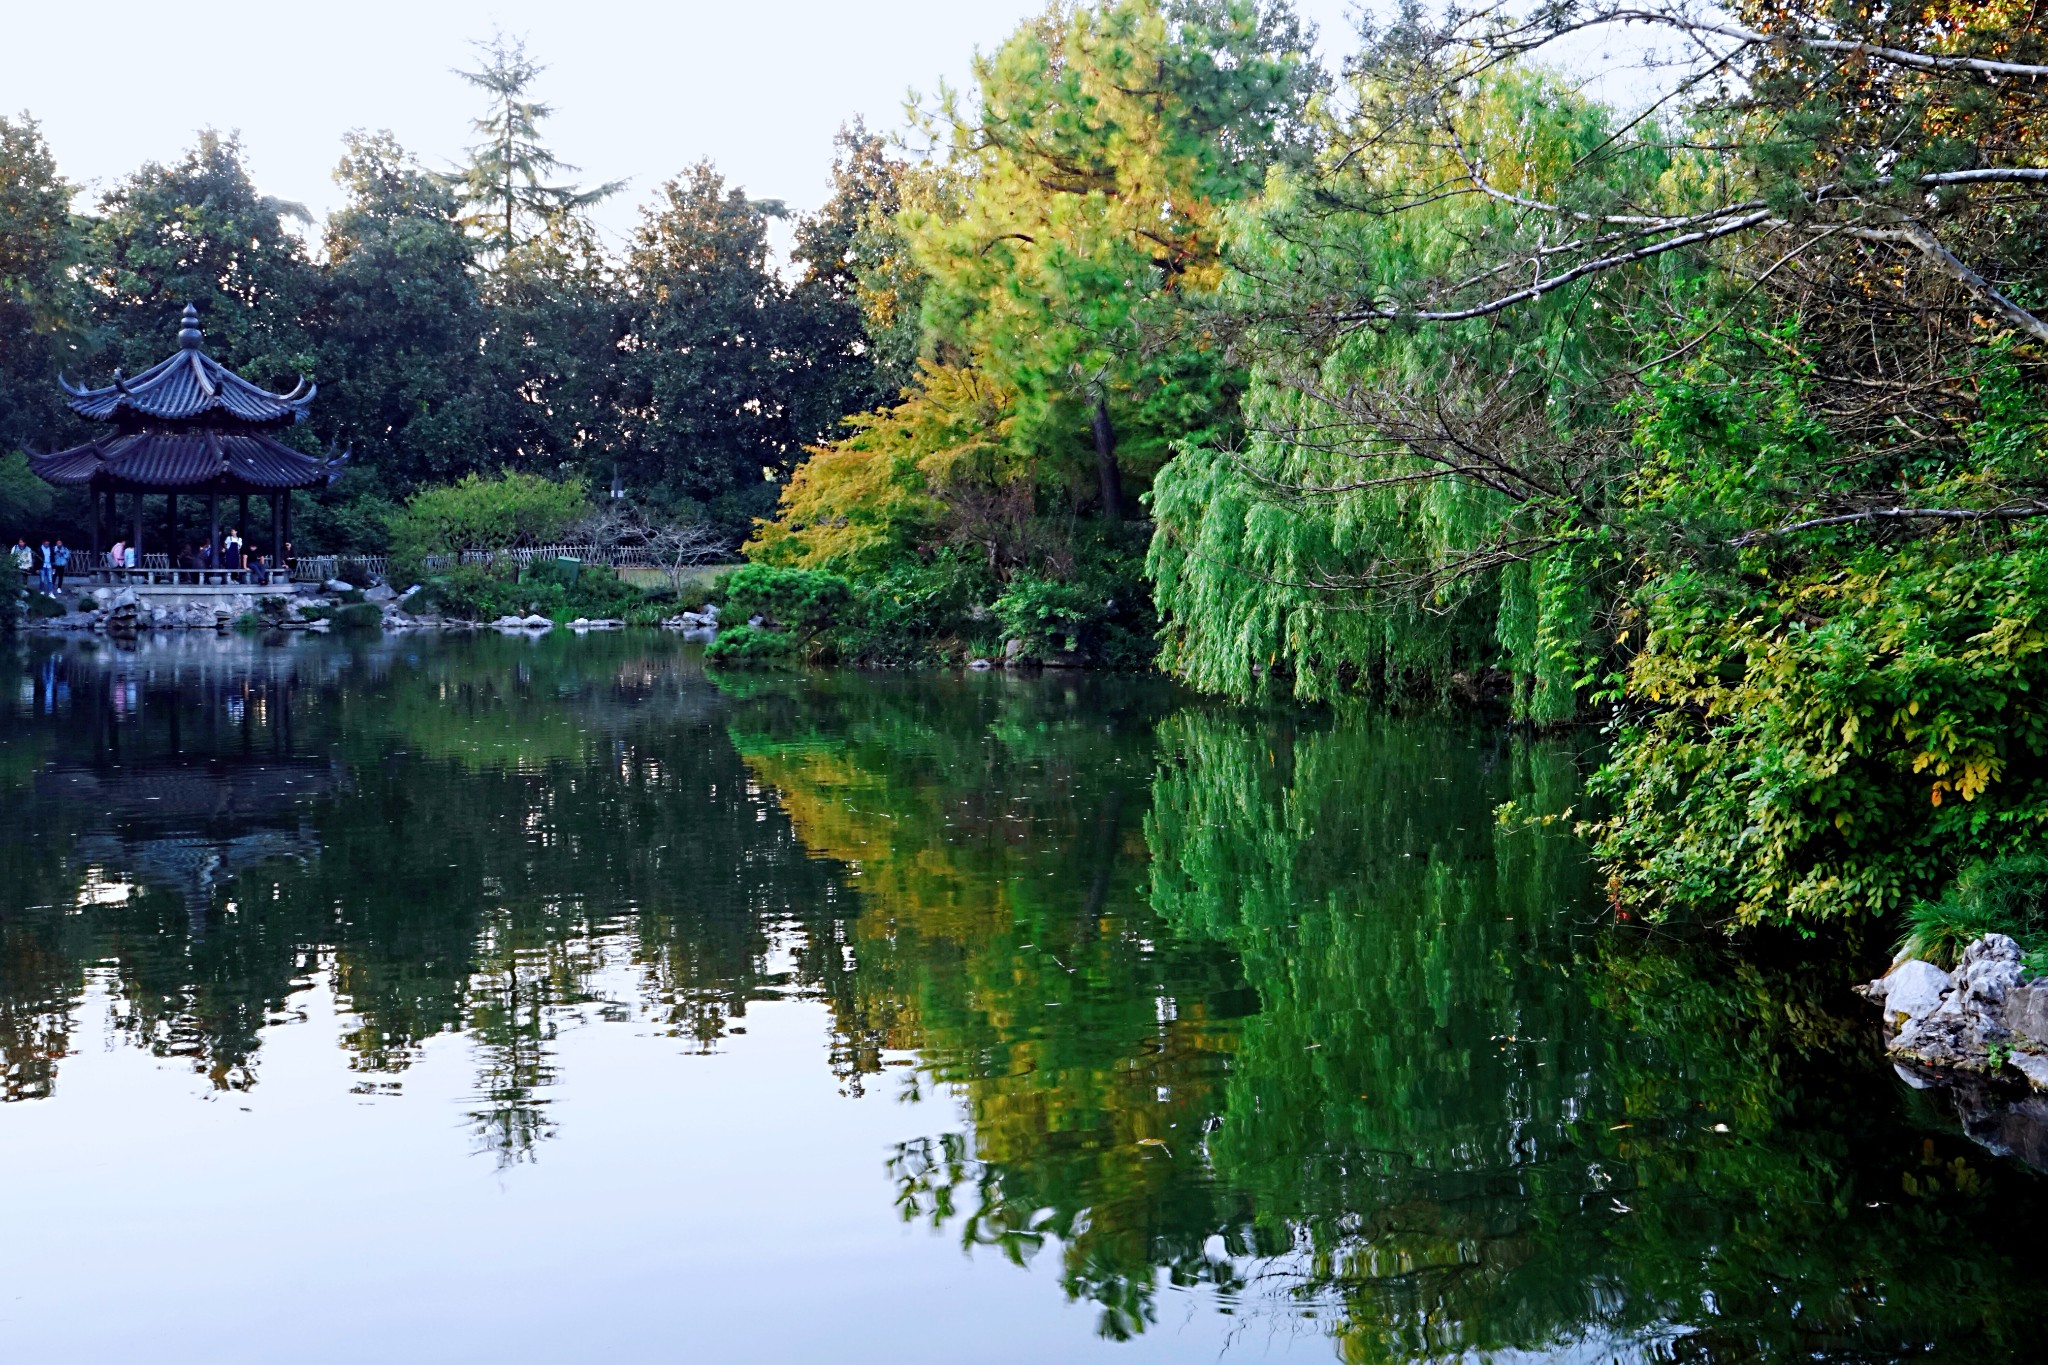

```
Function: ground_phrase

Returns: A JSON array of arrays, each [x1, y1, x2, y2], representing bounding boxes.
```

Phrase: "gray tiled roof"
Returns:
[[28, 431, 347, 491], [60, 303, 316, 427]]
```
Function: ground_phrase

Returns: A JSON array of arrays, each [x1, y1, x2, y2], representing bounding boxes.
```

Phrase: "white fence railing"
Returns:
[[291, 545, 723, 585]]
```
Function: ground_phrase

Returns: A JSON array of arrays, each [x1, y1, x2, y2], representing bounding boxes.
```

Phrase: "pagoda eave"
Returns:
[[28, 433, 346, 494]]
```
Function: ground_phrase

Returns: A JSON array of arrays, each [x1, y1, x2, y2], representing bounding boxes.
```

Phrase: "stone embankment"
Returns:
[[24, 582, 442, 636], [1864, 934, 2048, 1088], [24, 582, 731, 638]]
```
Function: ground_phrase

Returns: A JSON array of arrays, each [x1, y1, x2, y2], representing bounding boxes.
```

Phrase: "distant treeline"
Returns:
[[0, 34, 898, 547]]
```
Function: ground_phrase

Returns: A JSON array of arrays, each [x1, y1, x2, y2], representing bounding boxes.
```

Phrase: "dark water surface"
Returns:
[[2, 634, 2044, 1362]]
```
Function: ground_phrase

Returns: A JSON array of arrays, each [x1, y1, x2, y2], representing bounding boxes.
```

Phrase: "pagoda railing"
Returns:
[[76, 563, 292, 589]]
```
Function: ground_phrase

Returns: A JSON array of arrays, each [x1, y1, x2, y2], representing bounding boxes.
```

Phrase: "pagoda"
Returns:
[[29, 303, 346, 583]]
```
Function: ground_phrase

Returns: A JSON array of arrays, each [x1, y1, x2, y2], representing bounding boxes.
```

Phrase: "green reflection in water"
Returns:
[[3, 635, 2047, 1359]]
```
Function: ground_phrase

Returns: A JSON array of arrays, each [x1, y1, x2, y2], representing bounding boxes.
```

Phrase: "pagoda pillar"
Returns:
[[270, 493, 284, 582], [208, 493, 220, 573], [130, 493, 142, 559]]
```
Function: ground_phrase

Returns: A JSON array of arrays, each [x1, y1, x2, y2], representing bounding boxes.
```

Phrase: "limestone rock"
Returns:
[[1882, 936, 2043, 1077], [967, 658, 993, 671], [1869, 958, 1952, 1029], [1957, 933, 2027, 1009]]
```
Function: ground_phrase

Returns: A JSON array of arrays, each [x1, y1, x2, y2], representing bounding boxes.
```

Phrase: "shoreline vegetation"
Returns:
[[10, 1, 2048, 963]]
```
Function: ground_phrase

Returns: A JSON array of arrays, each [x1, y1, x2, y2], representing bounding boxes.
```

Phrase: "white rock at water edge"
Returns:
[[1873, 958, 1951, 1028]]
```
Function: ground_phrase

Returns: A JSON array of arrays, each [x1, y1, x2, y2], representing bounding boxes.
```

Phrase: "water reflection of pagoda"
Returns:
[[32, 639, 343, 925]]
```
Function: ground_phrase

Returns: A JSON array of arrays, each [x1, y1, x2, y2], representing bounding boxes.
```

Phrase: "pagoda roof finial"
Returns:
[[57, 301, 316, 428]]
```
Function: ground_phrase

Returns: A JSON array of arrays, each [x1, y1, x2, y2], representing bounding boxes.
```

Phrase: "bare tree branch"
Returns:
[[1731, 502, 2048, 547]]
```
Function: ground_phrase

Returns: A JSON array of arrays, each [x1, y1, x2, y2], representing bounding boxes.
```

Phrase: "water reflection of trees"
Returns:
[[0, 636, 845, 1161], [734, 683, 2048, 1359], [1159, 712, 2048, 1360], [7, 640, 2048, 1353], [721, 672, 1258, 1339]]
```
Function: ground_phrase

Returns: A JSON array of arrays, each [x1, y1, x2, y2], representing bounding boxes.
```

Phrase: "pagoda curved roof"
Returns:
[[27, 432, 347, 492], [61, 304, 315, 427]]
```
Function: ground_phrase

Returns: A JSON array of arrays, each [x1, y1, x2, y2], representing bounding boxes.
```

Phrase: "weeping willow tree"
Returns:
[[1149, 65, 1678, 717]]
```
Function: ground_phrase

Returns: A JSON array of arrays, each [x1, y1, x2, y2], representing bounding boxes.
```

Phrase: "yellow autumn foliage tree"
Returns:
[[747, 362, 1020, 573]]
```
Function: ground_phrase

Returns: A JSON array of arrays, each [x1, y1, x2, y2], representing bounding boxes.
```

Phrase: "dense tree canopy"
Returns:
[[619, 163, 794, 521], [0, 48, 897, 550], [754, 0, 1320, 576]]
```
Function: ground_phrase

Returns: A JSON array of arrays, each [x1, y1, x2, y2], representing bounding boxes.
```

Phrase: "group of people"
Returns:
[[11, 530, 288, 591], [10, 538, 72, 592], [178, 528, 262, 574]]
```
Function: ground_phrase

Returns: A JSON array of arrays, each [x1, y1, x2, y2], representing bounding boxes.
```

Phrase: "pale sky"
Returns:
[[1, 0, 1372, 256]]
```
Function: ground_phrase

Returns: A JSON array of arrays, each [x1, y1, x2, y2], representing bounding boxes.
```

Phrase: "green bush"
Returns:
[[994, 535, 1158, 668], [832, 553, 997, 666], [704, 565, 852, 667], [420, 560, 656, 625], [994, 575, 1094, 657], [715, 539, 1156, 670], [720, 564, 852, 636], [1896, 853, 2048, 968], [388, 472, 589, 575], [704, 623, 802, 668]]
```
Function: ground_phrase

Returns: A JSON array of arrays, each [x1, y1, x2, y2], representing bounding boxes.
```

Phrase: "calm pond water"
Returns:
[[2, 633, 2044, 1363]]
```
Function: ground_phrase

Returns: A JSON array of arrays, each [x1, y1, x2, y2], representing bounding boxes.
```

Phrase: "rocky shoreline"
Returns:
[[20, 582, 726, 640], [1863, 934, 2048, 1088], [1864, 935, 2048, 1168]]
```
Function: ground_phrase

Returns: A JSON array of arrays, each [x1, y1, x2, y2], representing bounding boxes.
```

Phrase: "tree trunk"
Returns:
[[1091, 394, 1124, 522]]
